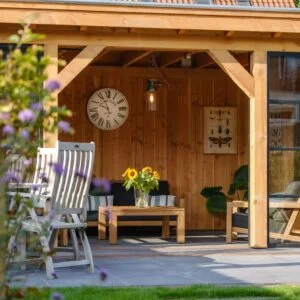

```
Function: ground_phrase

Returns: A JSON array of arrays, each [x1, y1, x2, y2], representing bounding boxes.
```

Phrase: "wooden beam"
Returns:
[[225, 31, 235, 37], [160, 52, 194, 68], [79, 26, 88, 32], [0, 2, 300, 34], [272, 32, 282, 38], [122, 51, 152, 67], [57, 45, 105, 92], [177, 29, 188, 35], [4, 31, 299, 52], [44, 44, 58, 147], [207, 49, 254, 98], [249, 51, 268, 249]]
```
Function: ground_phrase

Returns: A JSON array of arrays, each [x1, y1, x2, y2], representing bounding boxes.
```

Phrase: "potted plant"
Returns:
[[200, 165, 248, 214], [122, 166, 160, 208]]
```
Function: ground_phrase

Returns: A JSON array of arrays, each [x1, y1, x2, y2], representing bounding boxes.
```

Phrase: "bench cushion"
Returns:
[[86, 195, 113, 211], [149, 195, 175, 207]]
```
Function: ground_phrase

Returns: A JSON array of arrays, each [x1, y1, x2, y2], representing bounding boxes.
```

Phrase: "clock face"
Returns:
[[87, 88, 129, 130]]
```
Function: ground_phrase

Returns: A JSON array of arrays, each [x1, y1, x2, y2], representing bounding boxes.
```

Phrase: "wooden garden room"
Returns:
[[1, 0, 300, 249]]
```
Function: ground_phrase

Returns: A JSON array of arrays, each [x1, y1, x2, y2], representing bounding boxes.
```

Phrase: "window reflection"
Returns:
[[269, 55, 300, 101]]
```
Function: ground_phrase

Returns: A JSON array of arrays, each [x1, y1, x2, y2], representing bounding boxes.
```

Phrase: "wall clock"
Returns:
[[87, 88, 129, 130]]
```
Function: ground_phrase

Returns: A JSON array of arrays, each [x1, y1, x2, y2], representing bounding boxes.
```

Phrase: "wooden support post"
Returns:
[[249, 51, 268, 248], [43, 44, 58, 147]]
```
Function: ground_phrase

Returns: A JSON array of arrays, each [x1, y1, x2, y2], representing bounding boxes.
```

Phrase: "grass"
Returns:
[[20, 285, 300, 300]]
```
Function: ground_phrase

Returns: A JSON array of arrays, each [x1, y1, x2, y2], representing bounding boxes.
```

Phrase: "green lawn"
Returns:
[[21, 285, 300, 300]]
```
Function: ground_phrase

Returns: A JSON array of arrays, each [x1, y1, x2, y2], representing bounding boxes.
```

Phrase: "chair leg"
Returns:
[[69, 229, 80, 260], [226, 202, 233, 243], [78, 229, 94, 273], [40, 235, 55, 279]]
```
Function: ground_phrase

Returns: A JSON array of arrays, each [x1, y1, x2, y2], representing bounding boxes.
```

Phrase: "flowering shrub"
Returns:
[[122, 166, 160, 194], [0, 24, 72, 296]]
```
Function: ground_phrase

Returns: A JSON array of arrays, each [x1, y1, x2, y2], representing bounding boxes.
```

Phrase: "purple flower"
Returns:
[[31, 102, 43, 111], [0, 112, 10, 120], [45, 80, 61, 93], [23, 159, 32, 166], [32, 184, 39, 191], [51, 292, 64, 300], [75, 169, 87, 180], [2, 171, 20, 184], [20, 129, 30, 140], [50, 162, 65, 176], [58, 121, 71, 133], [18, 109, 35, 123], [51, 272, 58, 279], [92, 178, 111, 193], [98, 268, 108, 281], [39, 173, 49, 183], [2, 125, 14, 135]]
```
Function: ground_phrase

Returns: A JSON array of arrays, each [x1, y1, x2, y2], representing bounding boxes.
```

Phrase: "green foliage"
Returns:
[[0, 24, 72, 295], [22, 285, 300, 300], [296, 0, 300, 8], [200, 165, 248, 214]]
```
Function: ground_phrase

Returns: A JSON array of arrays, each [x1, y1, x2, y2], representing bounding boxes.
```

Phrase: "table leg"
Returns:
[[98, 208, 107, 240], [109, 213, 118, 245], [162, 216, 170, 239], [176, 211, 185, 243]]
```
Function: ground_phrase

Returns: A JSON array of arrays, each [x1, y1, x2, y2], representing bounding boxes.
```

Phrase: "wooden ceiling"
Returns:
[[59, 48, 250, 69]]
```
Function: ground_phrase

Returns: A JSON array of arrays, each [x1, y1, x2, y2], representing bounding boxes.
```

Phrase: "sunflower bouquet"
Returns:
[[122, 166, 160, 194]]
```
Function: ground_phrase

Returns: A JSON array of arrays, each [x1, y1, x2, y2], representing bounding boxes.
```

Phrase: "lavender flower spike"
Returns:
[[75, 169, 87, 180], [31, 102, 43, 111], [98, 268, 108, 281], [2, 171, 20, 184], [45, 80, 61, 93], [58, 121, 71, 133], [92, 178, 111, 193], [18, 109, 35, 123], [51, 162, 65, 176], [20, 129, 30, 140], [2, 124, 14, 135], [51, 292, 64, 300]]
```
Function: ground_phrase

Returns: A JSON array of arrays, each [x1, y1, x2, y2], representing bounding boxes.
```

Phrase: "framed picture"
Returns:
[[203, 106, 237, 154]]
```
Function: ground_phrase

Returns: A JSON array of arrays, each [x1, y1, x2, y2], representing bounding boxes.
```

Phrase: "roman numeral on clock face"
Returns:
[[117, 99, 125, 105], [106, 120, 111, 129], [98, 118, 104, 127], [119, 106, 127, 111], [91, 113, 99, 121], [105, 89, 111, 98]]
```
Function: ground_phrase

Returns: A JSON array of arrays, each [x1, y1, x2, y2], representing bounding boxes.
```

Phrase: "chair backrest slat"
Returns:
[[51, 142, 95, 218], [32, 147, 57, 195]]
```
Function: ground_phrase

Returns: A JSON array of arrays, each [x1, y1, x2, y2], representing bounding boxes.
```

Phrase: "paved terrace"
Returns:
[[10, 230, 300, 287]]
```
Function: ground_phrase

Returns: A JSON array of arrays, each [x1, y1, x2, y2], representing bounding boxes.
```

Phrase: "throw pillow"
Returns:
[[149, 195, 175, 207], [86, 195, 114, 211]]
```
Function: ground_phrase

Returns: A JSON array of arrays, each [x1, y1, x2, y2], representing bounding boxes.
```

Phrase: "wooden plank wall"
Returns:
[[59, 67, 249, 230]]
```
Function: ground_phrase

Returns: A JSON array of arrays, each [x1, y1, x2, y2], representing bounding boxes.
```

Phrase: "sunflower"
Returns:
[[142, 166, 152, 173], [128, 168, 138, 180], [122, 168, 131, 178], [153, 171, 160, 180]]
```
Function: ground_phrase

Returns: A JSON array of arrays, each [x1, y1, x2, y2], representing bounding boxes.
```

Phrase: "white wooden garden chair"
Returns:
[[8, 141, 95, 278]]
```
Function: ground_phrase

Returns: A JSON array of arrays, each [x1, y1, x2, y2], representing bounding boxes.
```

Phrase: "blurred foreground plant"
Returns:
[[0, 24, 72, 299]]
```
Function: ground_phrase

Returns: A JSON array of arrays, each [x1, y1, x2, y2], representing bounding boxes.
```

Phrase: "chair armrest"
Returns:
[[8, 183, 48, 189], [231, 200, 248, 208], [175, 197, 185, 208]]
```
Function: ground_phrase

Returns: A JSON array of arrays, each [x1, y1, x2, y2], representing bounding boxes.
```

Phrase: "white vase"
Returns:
[[134, 189, 150, 208]]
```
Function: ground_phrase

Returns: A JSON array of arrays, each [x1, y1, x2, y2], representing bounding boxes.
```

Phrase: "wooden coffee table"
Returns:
[[98, 206, 185, 244]]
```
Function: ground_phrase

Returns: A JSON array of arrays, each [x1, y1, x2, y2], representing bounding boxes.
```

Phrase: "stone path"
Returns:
[[9, 231, 300, 288]]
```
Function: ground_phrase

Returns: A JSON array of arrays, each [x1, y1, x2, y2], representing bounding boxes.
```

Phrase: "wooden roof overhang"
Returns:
[[0, 1, 299, 51]]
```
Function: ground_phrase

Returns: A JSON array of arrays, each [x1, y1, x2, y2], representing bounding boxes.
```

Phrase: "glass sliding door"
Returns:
[[268, 53, 300, 246]]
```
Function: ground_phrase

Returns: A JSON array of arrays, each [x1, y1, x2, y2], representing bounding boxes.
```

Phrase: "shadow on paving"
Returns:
[[8, 230, 300, 288]]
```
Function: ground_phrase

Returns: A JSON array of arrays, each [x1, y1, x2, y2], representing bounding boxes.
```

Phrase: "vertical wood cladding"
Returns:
[[59, 67, 249, 230]]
